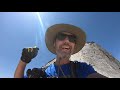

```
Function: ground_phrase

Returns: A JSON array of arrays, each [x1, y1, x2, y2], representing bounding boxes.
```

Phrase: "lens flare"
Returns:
[[36, 12, 44, 30], [35, 12, 46, 50]]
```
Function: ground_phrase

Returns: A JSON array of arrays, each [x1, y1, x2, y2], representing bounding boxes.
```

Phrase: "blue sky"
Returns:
[[0, 12, 120, 78]]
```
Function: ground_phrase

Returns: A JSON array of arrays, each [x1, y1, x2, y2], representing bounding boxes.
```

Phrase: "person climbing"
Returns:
[[14, 24, 107, 78]]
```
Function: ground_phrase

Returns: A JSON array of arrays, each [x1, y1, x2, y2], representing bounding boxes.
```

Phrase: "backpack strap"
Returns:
[[70, 61, 79, 78]]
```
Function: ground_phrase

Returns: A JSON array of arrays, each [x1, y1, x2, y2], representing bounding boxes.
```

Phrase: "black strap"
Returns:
[[70, 61, 78, 78]]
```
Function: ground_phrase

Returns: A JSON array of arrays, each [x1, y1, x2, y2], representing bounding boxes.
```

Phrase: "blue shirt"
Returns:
[[45, 61, 96, 78]]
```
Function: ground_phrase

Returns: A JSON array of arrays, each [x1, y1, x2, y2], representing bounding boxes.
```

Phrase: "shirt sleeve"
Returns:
[[79, 62, 96, 78]]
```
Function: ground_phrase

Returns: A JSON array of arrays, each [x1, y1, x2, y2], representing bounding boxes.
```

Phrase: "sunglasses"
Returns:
[[55, 32, 77, 43]]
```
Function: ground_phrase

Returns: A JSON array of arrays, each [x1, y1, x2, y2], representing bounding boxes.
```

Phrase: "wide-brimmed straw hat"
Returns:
[[45, 23, 86, 54]]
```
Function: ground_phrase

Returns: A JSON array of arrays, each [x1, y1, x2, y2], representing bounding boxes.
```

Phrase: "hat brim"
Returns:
[[45, 24, 86, 54]]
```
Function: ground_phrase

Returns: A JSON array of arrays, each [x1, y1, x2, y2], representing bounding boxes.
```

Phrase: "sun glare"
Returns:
[[35, 12, 46, 48], [36, 12, 44, 30]]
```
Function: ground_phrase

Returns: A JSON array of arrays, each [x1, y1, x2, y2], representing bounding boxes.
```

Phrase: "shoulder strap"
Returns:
[[70, 61, 79, 78]]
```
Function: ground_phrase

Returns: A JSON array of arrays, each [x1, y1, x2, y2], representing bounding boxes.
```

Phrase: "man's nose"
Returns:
[[63, 37, 70, 42]]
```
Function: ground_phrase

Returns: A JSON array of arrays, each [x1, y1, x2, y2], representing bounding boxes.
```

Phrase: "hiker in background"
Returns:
[[14, 24, 107, 78]]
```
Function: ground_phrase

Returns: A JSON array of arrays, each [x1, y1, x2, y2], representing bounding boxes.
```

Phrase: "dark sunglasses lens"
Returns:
[[56, 33, 66, 40], [69, 35, 76, 43]]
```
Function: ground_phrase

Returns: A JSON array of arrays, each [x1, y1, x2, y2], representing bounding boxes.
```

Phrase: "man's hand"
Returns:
[[20, 46, 39, 63]]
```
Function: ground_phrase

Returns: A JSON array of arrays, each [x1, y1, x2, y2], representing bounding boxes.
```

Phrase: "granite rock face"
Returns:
[[42, 42, 120, 78]]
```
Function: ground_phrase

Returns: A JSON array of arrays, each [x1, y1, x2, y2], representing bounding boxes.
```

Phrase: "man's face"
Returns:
[[54, 32, 76, 59]]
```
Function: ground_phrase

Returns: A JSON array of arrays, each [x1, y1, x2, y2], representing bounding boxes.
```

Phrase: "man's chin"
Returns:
[[60, 52, 71, 58], [61, 51, 70, 54]]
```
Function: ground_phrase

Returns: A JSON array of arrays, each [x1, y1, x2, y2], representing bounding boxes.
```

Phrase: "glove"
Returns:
[[20, 46, 39, 63], [26, 68, 46, 78]]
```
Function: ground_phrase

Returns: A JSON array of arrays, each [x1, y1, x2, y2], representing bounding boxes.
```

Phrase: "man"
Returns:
[[14, 24, 107, 78]]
